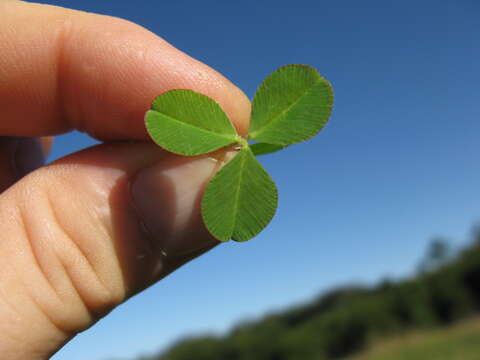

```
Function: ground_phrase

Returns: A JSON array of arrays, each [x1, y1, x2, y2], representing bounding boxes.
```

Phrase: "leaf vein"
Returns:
[[251, 80, 322, 138]]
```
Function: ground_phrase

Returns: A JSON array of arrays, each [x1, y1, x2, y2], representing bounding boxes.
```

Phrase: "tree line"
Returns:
[[135, 227, 480, 360]]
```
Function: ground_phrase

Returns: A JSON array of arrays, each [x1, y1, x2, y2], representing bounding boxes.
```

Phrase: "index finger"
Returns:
[[0, 1, 251, 139]]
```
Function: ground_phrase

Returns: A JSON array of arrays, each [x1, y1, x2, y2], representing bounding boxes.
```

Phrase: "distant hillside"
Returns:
[[348, 316, 480, 360], [136, 228, 480, 360]]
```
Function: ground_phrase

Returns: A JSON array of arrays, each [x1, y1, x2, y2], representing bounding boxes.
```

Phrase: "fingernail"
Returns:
[[131, 155, 219, 260]]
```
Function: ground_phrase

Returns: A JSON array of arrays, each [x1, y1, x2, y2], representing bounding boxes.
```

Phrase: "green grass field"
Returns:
[[347, 318, 480, 360]]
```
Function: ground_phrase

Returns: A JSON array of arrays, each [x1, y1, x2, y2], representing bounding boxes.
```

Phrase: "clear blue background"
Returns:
[[29, 0, 480, 359]]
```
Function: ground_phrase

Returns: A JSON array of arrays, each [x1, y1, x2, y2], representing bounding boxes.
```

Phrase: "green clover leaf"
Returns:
[[249, 142, 286, 156], [249, 65, 333, 145], [145, 89, 238, 155], [145, 64, 334, 242], [201, 147, 278, 242]]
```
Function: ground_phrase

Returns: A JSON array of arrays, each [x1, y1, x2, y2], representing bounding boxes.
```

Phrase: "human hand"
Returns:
[[0, 1, 250, 359]]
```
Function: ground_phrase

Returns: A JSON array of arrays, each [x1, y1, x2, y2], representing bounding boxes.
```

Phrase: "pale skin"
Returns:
[[0, 1, 251, 358]]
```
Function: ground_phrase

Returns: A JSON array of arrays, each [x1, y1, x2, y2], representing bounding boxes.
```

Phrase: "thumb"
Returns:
[[0, 2, 252, 358], [0, 142, 221, 359]]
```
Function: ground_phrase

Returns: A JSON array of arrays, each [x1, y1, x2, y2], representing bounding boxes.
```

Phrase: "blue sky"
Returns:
[[32, 0, 480, 359]]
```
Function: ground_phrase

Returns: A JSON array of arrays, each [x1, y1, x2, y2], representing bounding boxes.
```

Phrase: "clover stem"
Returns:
[[235, 136, 249, 149]]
